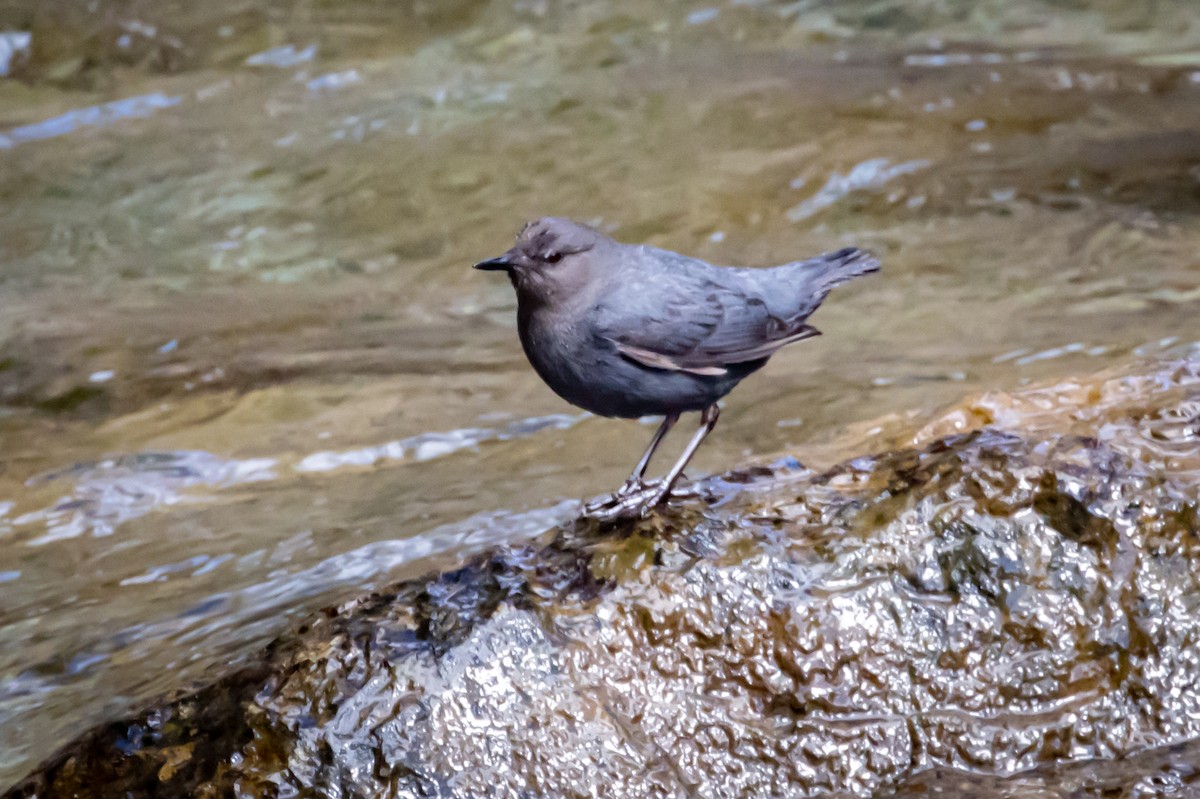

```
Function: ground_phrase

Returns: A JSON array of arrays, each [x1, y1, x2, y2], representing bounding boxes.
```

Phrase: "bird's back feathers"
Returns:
[[594, 245, 877, 376]]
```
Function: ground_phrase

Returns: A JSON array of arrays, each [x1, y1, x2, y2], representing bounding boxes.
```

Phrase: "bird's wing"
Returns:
[[594, 278, 820, 377]]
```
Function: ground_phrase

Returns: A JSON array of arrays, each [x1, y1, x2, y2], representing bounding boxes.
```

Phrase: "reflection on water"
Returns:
[[16, 451, 276, 545], [786, 157, 932, 221], [1, 0, 1199, 789], [5, 411, 581, 547], [0, 92, 180, 148], [0, 32, 30, 78], [244, 43, 317, 69]]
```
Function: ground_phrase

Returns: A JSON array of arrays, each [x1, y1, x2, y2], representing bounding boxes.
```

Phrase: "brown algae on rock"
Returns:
[[7, 354, 1200, 798]]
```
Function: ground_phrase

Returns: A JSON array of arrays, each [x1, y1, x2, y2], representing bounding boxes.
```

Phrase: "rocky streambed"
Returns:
[[8, 352, 1200, 798]]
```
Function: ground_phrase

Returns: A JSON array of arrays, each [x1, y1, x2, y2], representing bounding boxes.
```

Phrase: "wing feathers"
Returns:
[[615, 343, 730, 376], [613, 322, 821, 375], [596, 244, 876, 376]]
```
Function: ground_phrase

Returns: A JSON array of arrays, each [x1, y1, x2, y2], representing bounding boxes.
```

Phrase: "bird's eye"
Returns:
[[544, 251, 563, 264]]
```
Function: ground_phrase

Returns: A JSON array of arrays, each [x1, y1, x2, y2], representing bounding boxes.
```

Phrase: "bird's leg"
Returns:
[[585, 414, 678, 514], [616, 413, 679, 496], [586, 405, 719, 520], [584, 406, 718, 520], [647, 403, 720, 508]]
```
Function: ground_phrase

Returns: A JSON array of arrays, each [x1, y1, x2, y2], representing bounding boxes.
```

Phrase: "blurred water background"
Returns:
[[0, 0, 1198, 787]]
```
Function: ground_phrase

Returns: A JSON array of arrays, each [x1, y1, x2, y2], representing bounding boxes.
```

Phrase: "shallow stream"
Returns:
[[1, 0, 1198, 789]]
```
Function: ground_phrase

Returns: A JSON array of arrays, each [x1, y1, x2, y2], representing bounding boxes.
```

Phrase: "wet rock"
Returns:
[[7, 356, 1200, 798]]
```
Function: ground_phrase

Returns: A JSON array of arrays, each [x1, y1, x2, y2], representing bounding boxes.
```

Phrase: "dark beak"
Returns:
[[474, 254, 514, 271]]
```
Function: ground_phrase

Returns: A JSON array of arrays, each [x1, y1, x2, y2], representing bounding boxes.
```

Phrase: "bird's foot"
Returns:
[[584, 479, 660, 516], [582, 477, 703, 522], [616, 477, 651, 497], [619, 475, 648, 494]]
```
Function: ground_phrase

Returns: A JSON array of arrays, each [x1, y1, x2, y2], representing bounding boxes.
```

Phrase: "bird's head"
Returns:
[[474, 217, 608, 305]]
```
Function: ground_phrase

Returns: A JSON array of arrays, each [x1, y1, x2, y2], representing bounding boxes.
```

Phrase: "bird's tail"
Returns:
[[773, 247, 879, 320], [793, 247, 881, 295]]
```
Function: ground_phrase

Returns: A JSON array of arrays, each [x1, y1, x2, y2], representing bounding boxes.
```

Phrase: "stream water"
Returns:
[[1, 0, 1198, 789]]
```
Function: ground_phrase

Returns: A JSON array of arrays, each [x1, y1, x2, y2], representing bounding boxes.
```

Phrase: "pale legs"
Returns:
[[585, 413, 677, 515], [616, 412, 679, 495], [585, 404, 720, 520], [648, 403, 719, 506]]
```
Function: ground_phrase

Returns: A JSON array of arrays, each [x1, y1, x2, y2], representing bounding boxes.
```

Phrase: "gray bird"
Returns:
[[475, 218, 879, 520]]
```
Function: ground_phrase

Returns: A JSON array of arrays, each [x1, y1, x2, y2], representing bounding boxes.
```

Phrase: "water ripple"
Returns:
[[786, 157, 931, 221], [15, 452, 277, 546], [0, 93, 182, 149], [295, 413, 584, 473], [7, 414, 585, 547]]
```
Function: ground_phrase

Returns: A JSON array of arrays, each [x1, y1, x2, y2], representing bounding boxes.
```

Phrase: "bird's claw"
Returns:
[[582, 478, 702, 522], [585, 480, 656, 515], [615, 477, 650, 497], [584, 482, 659, 520]]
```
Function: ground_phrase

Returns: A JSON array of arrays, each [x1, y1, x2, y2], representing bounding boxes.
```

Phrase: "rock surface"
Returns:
[[8, 355, 1200, 798]]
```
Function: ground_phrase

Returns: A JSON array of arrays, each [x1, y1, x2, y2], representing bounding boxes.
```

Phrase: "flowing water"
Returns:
[[0, 0, 1198, 790]]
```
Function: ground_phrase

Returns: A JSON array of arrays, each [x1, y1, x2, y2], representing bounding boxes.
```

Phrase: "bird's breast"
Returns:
[[517, 305, 593, 393]]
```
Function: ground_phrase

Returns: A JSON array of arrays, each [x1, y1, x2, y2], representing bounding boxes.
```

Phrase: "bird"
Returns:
[[475, 217, 879, 520]]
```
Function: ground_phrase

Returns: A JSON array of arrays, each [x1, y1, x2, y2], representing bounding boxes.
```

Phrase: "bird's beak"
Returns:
[[474, 252, 514, 271]]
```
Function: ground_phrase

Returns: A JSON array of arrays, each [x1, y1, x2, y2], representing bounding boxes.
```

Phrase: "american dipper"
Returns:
[[476, 218, 879, 520]]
